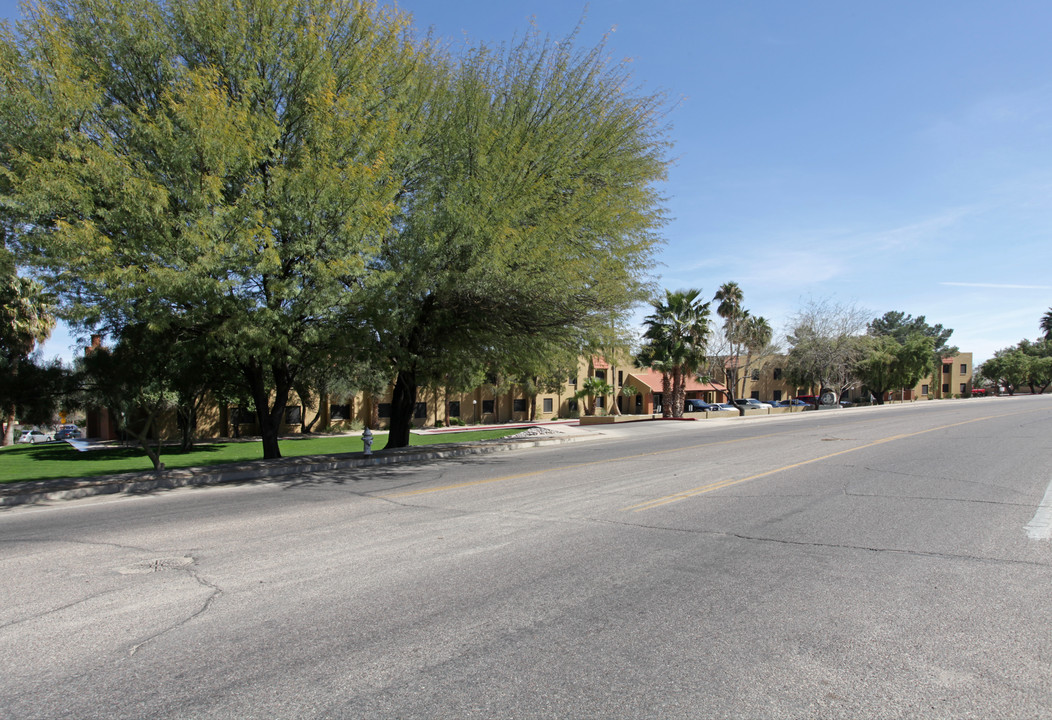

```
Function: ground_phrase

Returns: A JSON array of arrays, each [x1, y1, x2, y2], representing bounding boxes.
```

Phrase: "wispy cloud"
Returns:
[[940, 282, 1052, 290]]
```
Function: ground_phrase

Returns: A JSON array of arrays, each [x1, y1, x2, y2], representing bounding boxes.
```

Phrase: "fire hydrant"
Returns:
[[362, 427, 373, 456]]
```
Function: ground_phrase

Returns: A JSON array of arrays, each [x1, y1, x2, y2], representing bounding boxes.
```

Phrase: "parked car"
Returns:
[[18, 429, 53, 444], [55, 427, 82, 440], [733, 398, 770, 411], [776, 399, 809, 407], [684, 399, 720, 412]]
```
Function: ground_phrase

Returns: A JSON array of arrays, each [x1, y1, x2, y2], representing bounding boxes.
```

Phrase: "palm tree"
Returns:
[[1, 264, 56, 446], [574, 376, 614, 416], [714, 281, 743, 322], [1041, 307, 1052, 340], [638, 288, 711, 418]]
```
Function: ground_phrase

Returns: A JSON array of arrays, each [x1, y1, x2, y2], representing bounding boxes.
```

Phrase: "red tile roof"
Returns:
[[626, 370, 727, 394]]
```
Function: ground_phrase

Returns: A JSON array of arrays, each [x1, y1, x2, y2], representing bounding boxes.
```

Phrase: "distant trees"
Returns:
[[783, 299, 869, 403], [853, 334, 933, 404], [980, 308, 1052, 396], [709, 282, 773, 415], [637, 289, 711, 418], [0, 247, 56, 444], [867, 311, 956, 398], [978, 338, 1052, 395]]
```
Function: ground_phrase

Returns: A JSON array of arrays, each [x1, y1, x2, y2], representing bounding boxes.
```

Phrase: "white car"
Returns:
[[18, 429, 53, 444]]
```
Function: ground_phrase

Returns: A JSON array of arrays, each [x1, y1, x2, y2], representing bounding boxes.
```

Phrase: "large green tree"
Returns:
[[1, 0, 419, 459], [854, 333, 933, 404], [374, 29, 669, 447], [868, 311, 956, 397], [982, 338, 1052, 396]]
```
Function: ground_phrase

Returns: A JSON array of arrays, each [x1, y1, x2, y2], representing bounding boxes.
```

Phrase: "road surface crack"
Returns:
[[128, 557, 222, 657], [594, 518, 1051, 568]]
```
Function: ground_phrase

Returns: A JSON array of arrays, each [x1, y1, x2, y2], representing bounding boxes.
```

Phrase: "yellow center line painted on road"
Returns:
[[381, 406, 1043, 503], [624, 410, 1039, 512], [381, 431, 788, 499]]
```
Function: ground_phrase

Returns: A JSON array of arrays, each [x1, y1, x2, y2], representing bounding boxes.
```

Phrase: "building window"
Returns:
[[513, 398, 526, 412], [943, 363, 952, 374], [773, 390, 782, 401], [449, 401, 460, 417], [482, 399, 494, 414], [596, 395, 605, 408], [568, 375, 577, 385], [960, 363, 967, 374], [750, 391, 760, 400], [594, 369, 606, 381], [378, 403, 392, 418], [960, 383, 967, 394], [773, 368, 783, 380], [284, 406, 302, 425], [921, 384, 929, 395], [330, 403, 350, 420], [414, 402, 427, 419], [543, 398, 553, 413], [568, 399, 578, 412], [617, 370, 624, 386], [231, 406, 253, 424], [751, 369, 760, 381], [942, 383, 950, 394]]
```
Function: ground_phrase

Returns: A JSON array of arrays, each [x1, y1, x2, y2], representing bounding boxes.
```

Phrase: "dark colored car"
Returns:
[[776, 399, 809, 407], [55, 427, 82, 440], [684, 399, 719, 412]]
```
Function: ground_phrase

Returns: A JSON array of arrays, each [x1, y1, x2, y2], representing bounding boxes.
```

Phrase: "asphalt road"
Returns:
[[2, 396, 1050, 719]]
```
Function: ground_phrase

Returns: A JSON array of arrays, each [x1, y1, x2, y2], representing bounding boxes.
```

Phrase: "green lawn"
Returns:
[[0, 429, 523, 484]]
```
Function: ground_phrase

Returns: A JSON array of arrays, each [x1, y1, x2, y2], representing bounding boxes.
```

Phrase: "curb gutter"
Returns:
[[1, 434, 586, 508]]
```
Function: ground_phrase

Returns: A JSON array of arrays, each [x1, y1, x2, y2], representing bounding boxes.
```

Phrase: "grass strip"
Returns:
[[0, 429, 523, 484]]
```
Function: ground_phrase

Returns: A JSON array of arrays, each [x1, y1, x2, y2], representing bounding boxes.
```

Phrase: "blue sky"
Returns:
[[4, 0, 1051, 363]]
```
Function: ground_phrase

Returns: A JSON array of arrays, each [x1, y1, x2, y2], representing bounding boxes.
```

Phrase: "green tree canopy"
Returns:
[[2, 0, 421, 458], [854, 333, 933, 404], [868, 311, 954, 352], [374, 28, 669, 446]]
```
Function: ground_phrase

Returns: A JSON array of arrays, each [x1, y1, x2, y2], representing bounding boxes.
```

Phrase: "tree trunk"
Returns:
[[303, 390, 325, 433], [661, 373, 671, 418], [243, 360, 293, 460], [388, 368, 417, 448], [2, 406, 14, 446], [3, 357, 19, 446]]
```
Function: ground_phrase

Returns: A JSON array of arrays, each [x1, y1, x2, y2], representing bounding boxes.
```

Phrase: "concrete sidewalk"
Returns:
[[0, 424, 595, 508]]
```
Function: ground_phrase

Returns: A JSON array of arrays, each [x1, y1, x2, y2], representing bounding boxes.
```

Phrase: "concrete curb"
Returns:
[[0, 434, 588, 508]]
